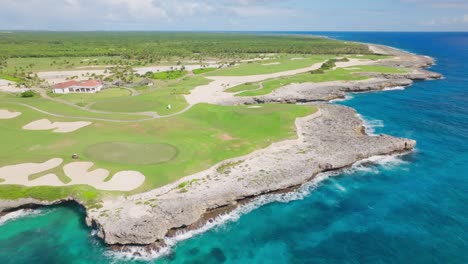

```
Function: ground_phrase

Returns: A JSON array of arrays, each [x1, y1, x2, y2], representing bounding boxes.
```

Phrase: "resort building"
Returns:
[[52, 80, 103, 94]]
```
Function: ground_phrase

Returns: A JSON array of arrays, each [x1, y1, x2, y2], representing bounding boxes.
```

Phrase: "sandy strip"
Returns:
[[185, 58, 374, 105], [23, 119, 91, 133], [0, 109, 21, 119], [0, 158, 64, 186], [262, 62, 281, 66], [0, 159, 145, 191]]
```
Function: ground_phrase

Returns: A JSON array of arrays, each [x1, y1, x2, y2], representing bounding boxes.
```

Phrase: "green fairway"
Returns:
[[206, 55, 332, 76], [85, 142, 178, 165], [193, 67, 217, 75], [52, 88, 131, 106], [235, 65, 409, 96], [91, 76, 212, 115], [0, 99, 316, 202]]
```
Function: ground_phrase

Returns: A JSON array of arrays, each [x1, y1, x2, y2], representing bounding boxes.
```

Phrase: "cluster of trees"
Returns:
[[310, 57, 350, 74], [0, 32, 371, 60]]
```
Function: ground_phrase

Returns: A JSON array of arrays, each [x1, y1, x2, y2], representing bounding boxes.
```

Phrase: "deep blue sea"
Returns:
[[0, 32, 467, 264]]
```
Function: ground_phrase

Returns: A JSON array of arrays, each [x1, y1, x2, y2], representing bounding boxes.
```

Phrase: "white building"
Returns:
[[52, 80, 103, 94]]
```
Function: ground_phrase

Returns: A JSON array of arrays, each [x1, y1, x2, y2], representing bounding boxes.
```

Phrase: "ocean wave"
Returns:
[[0, 209, 42, 226], [107, 153, 408, 261], [383, 86, 406, 91], [330, 95, 353, 103], [356, 114, 384, 136]]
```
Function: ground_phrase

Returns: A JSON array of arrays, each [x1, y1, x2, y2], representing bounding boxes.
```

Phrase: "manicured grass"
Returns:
[[193, 67, 217, 75], [0, 74, 22, 82], [225, 83, 261, 93], [51, 88, 131, 106], [0, 93, 149, 121], [91, 76, 212, 115], [206, 55, 332, 76], [152, 70, 187, 80], [0, 102, 316, 203], [236, 65, 409, 97], [85, 142, 178, 165], [346, 55, 393, 60]]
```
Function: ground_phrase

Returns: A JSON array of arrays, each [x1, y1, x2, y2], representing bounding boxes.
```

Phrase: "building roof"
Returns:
[[52, 80, 103, 89], [52, 80, 79, 89]]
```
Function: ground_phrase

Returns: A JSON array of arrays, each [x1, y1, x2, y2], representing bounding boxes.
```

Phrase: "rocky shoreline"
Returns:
[[0, 43, 442, 256]]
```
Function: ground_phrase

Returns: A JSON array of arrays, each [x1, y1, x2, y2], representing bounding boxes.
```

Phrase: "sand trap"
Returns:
[[0, 159, 145, 191], [0, 158, 64, 186], [262, 62, 281, 66], [0, 109, 21, 119], [23, 119, 91, 133], [344, 67, 361, 70]]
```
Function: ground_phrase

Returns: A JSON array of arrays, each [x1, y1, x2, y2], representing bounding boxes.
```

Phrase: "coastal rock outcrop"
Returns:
[[86, 104, 416, 246]]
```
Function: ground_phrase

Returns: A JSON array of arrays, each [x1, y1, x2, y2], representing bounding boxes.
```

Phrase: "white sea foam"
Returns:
[[330, 95, 353, 103], [107, 153, 409, 261], [383, 86, 406, 91], [0, 209, 41, 226], [356, 114, 384, 136]]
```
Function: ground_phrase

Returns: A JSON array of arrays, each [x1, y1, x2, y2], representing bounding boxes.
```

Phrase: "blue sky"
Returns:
[[1, 0, 467, 31]]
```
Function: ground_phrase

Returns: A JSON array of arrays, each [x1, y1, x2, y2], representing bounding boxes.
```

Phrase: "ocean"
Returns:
[[0, 32, 467, 264]]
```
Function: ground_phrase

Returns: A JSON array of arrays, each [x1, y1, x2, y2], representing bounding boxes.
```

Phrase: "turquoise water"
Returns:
[[0, 32, 467, 263]]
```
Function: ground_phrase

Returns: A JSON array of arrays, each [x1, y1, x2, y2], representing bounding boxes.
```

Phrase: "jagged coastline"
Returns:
[[0, 43, 442, 256]]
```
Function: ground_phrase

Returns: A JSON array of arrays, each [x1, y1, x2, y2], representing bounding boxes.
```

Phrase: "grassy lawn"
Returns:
[[51, 88, 131, 106], [152, 70, 188, 80], [236, 65, 409, 97], [193, 67, 217, 74], [345, 55, 393, 60], [206, 55, 332, 76], [0, 102, 316, 203], [225, 83, 261, 93], [0, 93, 149, 121], [91, 76, 212, 115], [0, 74, 22, 82]]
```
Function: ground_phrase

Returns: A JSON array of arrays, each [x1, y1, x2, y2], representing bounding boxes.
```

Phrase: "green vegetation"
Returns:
[[225, 83, 260, 93], [51, 88, 131, 106], [0, 32, 371, 60], [85, 142, 178, 165], [152, 70, 187, 80], [20, 90, 36, 98], [0, 74, 22, 82], [235, 66, 409, 97], [0, 98, 316, 202], [91, 76, 212, 115], [206, 55, 332, 76], [193, 67, 217, 75]]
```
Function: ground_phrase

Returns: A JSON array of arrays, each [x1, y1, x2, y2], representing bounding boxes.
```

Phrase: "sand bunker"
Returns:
[[262, 62, 281, 66], [0, 109, 21, 119], [0, 158, 64, 186], [63, 162, 145, 191], [23, 119, 91, 133], [0, 159, 145, 191]]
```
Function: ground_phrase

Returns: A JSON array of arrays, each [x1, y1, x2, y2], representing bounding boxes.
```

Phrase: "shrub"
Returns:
[[20, 90, 35, 98]]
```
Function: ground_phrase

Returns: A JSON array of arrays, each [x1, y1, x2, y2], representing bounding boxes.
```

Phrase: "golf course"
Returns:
[[0, 32, 412, 206]]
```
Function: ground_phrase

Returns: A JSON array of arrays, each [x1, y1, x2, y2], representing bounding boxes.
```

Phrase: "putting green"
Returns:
[[85, 142, 178, 165]]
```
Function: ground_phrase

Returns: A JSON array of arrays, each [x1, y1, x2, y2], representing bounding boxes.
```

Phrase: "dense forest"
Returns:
[[0, 32, 371, 59]]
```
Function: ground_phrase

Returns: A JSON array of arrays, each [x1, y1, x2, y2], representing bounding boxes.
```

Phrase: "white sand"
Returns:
[[0, 159, 145, 191], [185, 58, 375, 105], [0, 79, 28, 93], [0, 158, 64, 186], [0, 109, 21, 119], [261, 62, 281, 66], [23, 119, 91, 133]]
